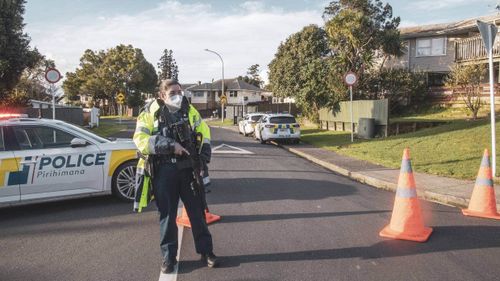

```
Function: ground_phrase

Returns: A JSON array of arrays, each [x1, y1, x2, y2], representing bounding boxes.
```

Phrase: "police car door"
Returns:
[[0, 126, 20, 204], [8, 124, 105, 201]]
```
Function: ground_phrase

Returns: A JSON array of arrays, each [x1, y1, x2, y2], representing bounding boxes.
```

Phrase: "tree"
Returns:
[[238, 64, 263, 88], [157, 49, 179, 81], [14, 58, 56, 102], [446, 64, 487, 120], [268, 25, 334, 120], [63, 45, 158, 114], [323, 0, 403, 98], [0, 0, 43, 106]]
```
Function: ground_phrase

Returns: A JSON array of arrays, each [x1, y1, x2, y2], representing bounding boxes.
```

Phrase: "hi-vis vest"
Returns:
[[132, 99, 210, 212]]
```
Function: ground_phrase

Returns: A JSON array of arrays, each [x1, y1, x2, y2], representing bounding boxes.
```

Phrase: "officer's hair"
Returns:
[[159, 79, 181, 94]]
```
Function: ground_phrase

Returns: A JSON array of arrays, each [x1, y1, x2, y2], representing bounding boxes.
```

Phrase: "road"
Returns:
[[1, 127, 500, 281]]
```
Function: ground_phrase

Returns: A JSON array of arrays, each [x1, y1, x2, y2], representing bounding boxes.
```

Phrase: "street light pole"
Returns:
[[204, 49, 225, 123]]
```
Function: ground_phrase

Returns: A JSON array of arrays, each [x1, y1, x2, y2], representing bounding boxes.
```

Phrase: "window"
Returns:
[[428, 72, 448, 87], [270, 117, 296, 124], [193, 92, 204, 97], [416, 37, 446, 56], [12, 126, 76, 150], [251, 115, 263, 122], [229, 91, 238, 97]]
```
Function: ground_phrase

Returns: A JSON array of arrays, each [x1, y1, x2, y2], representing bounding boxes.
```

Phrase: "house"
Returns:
[[185, 78, 265, 112], [386, 15, 500, 104]]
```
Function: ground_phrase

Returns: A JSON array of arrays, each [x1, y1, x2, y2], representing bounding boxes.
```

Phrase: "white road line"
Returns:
[[158, 207, 184, 281], [212, 143, 254, 154]]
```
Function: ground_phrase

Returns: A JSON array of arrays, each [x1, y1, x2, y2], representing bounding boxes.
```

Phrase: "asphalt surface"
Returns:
[[177, 128, 500, 281], [1, 127, 500, 281]]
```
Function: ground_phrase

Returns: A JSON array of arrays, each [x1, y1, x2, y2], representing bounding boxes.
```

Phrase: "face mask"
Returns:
[[165, 94, 183, 112]]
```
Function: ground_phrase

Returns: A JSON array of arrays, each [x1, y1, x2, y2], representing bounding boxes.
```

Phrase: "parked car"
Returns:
[[254, 113, 300, 144], [0, 114, 138, 207], [238, 113, 265, 136]]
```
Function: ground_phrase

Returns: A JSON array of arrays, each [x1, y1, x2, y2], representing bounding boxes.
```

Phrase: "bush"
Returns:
[[0, 92, 30, 108], [361, 69, 429, 115], [445, 64, 486, 120]]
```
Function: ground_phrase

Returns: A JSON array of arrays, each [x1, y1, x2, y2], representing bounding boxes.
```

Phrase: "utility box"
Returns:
[[89, 107, 100, 128], [358, 118, 375, 139]]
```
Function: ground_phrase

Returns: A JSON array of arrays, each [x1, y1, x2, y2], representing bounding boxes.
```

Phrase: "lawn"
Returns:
[[391, 106, 492, 122], [301, 119, 499, 180], [100, 115, 136, 120], [88, 123, 128, 138]]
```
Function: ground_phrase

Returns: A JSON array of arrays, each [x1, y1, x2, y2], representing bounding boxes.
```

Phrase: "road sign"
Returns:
[[344, 71, 357, 142], [220, 95, 227, 105], [45, 68, 62, 84], [344, 71, 357, 86], [477, 20, 498, 176], [116, 93, 125, 104], [478, 21, 497, 52]]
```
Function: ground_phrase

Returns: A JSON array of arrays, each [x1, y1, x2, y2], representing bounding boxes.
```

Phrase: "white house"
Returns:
[[185, 78, 265, 111]]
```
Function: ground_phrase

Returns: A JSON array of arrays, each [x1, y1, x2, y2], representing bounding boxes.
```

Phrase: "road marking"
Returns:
[[212, 143, 254, 155], [158, 207, 184, 281]]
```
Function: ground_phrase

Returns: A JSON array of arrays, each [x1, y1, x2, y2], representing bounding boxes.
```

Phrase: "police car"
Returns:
[[254, 113, 300, 144], [0, 114, 138, 207], [238, 113, 264, 136]]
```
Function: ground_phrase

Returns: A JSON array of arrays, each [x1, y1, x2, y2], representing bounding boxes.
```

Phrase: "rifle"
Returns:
[[165, 117, 210, 213]]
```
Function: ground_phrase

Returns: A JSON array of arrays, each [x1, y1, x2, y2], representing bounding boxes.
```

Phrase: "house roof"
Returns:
[[400, 14, 500, 38], [187, 78, 262, 92], [185, 83, 214, 91], [181, 83, 197, 90]]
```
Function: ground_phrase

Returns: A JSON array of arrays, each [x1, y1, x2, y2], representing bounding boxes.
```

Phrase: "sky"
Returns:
[[23, 0, 499, 85]]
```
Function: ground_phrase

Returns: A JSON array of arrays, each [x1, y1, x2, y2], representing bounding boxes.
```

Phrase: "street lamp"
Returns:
[[204, 49, 225, 122]]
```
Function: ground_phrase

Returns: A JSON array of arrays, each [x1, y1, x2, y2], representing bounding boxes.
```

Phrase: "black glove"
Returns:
[[200, 143, 212, 163]]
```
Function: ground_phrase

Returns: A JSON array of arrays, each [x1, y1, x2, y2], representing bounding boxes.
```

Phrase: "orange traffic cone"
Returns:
[[462, 149, 500, 220], [176, 207, 221, 228], [176, 207, 191, 227], [379, 148, 433, 242], [205, 209, 221, 224]]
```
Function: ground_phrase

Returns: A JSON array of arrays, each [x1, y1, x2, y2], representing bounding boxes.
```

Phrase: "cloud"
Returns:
[[26, 0, 322, 85]]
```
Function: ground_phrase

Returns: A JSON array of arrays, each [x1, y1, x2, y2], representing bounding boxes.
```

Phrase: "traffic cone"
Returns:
[[462, 149, 500, 220], [176, 207, 191, 227], [205, 209, 221, 224], [176, 207, 221, 228], [379, 148, 433, 242]]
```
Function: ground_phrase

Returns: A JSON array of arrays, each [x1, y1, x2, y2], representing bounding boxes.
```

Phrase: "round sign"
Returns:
[[344, 71, 357, 86], [45, 68, 62, 84]]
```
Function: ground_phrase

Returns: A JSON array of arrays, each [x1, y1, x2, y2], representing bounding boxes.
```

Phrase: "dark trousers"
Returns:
[[152, 163, 213, 262]]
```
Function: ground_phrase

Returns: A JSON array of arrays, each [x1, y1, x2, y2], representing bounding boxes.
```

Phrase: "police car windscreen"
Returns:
[[270, 117, 296, 124], [251, 115, 263, 121]]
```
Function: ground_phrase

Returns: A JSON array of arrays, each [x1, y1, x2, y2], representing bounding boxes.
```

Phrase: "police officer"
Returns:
[[133, 79, 218, 274]]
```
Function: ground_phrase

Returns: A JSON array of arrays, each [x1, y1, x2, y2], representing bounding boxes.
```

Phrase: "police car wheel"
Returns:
[[112, 160, 137, 202], [259, 134, 266, 144]]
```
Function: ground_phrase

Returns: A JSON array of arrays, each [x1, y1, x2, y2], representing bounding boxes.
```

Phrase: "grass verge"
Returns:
[[89, 123, 128, 138], [301, 119, 499, 180]]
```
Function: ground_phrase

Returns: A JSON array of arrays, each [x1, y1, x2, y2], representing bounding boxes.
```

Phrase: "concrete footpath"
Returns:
[[214, 125, 500, 210]]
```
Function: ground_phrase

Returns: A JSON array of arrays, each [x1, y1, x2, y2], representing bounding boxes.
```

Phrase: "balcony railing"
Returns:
[[455, 35, 500, 62]]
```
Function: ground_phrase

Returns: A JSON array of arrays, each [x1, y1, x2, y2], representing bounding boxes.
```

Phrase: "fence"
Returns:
[[319, 99, 389, 137], [11, 107, 84, 125]]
